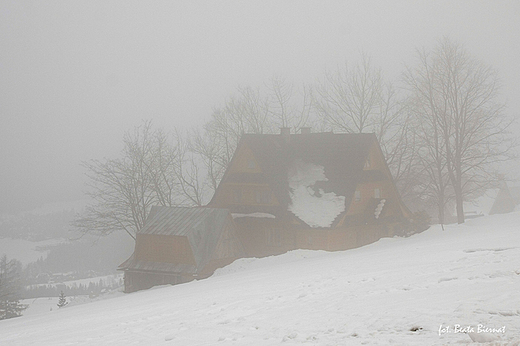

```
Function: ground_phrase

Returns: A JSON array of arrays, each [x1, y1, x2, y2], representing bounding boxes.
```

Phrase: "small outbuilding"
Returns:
[[489, 181, 517, 215], [119, 206, 244, 293]]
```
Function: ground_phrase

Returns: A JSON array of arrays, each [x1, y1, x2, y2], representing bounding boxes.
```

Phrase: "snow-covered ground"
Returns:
[[21, 291, 126, 317], [1, 212, 520, 345]]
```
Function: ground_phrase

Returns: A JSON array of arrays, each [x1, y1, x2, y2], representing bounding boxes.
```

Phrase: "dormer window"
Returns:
[[364, 157, 371, 169], [255, 190, 271, 204], [355, 190, 361, 202], [233, 188, 242, 203]]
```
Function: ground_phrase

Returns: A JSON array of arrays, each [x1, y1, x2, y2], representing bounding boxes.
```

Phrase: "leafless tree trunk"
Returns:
[[404, 49, 453, 224], [404, 37, 515, 224]]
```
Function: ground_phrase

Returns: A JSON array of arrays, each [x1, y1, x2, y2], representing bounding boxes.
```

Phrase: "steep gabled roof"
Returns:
[[211, 132, 377, 227], [120, 206, 239, 274]]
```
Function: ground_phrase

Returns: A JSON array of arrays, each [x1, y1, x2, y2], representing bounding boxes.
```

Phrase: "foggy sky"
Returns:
[[1, 1, 519, 214]]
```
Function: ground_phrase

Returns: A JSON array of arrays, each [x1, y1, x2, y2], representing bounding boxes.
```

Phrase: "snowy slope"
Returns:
[[1, 213, 520, 345]]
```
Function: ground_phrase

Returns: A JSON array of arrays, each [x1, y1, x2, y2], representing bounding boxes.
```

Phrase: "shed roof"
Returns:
[[139, 206, 228, 236], [120, 206, 238, 273]]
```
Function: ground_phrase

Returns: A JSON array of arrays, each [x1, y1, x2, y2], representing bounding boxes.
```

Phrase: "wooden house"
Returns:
[[208, 129, 412, 257], [119, 206, 244, 293]]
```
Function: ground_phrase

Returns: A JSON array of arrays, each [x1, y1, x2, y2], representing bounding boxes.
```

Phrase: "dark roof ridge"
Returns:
[[240, 132, 377, 137], [150, 205, 230, 211]]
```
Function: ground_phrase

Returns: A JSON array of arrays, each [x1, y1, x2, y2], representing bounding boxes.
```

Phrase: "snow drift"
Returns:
[[1, 212, 520, 345]]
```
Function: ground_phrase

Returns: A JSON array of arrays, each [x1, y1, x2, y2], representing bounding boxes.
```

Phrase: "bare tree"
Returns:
[[74, 122, 158, 239], [267, 75, 312, 132], [404, 37, 515, 224], [314, 55, 420, 206], [148, 128, 179, 208], [191, 128, 229, 192], [172, 130, 207, 206], [73, 121, 205, 240], [404, 49, 453, 224], [196, 80, 312, 194], [314, 54, 382, 133]]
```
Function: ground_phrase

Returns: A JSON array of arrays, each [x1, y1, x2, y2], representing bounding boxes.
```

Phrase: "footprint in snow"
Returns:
[[468, 331, 500, 343]]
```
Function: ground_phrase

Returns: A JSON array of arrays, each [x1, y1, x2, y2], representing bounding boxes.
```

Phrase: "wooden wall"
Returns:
[[211, 143, 280, 209], [293, 224, 394, 251], [135, 234, 196, 265], [123, 270, 193, 293], [212, 215, 246, 260], [233, 217, 295, 258], [227, 145, 262, 174]]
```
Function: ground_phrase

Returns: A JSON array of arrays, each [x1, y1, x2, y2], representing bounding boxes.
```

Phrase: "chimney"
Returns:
[[300, 127, 311, 135], [280, 127, 290, 142]]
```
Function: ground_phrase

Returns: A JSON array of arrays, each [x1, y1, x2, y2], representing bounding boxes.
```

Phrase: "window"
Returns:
[[355, 190, 361, 202], [364, 157, 371, 169], [255, 190, 271, 204], [266, 228, 282, 247], [374, 188, 381, 199], [233, 188, 242, 203]]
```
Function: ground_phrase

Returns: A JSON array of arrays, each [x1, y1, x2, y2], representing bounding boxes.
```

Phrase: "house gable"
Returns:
[[227, 144, 262, 174], [210, 141, 281, 212], [341, 138, 411, 226]]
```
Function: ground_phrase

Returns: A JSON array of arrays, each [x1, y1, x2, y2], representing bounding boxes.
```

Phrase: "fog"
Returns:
[[1, 1, 519, 214]]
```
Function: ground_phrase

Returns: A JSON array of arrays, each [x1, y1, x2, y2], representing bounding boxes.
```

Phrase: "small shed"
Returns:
[[119, 206, 244, 292], [489, 181, 517, 215]]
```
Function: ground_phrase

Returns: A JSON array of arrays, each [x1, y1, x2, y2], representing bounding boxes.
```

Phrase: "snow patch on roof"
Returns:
[[231, 213, 275, 219], [288, 159, 345, 228]]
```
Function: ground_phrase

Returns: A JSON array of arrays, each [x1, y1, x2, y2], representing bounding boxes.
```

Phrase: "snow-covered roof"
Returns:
[[231, 213, 276, 219]]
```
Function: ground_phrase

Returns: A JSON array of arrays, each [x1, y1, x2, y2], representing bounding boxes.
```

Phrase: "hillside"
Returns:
[[0, 212, 519, 345]]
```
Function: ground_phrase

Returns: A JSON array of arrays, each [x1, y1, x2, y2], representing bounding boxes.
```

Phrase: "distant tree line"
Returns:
[[23, 277, 122, 299], [21, 233, 133, 289], [0, 256, 27, 320], [74, 37, 517, 240]]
